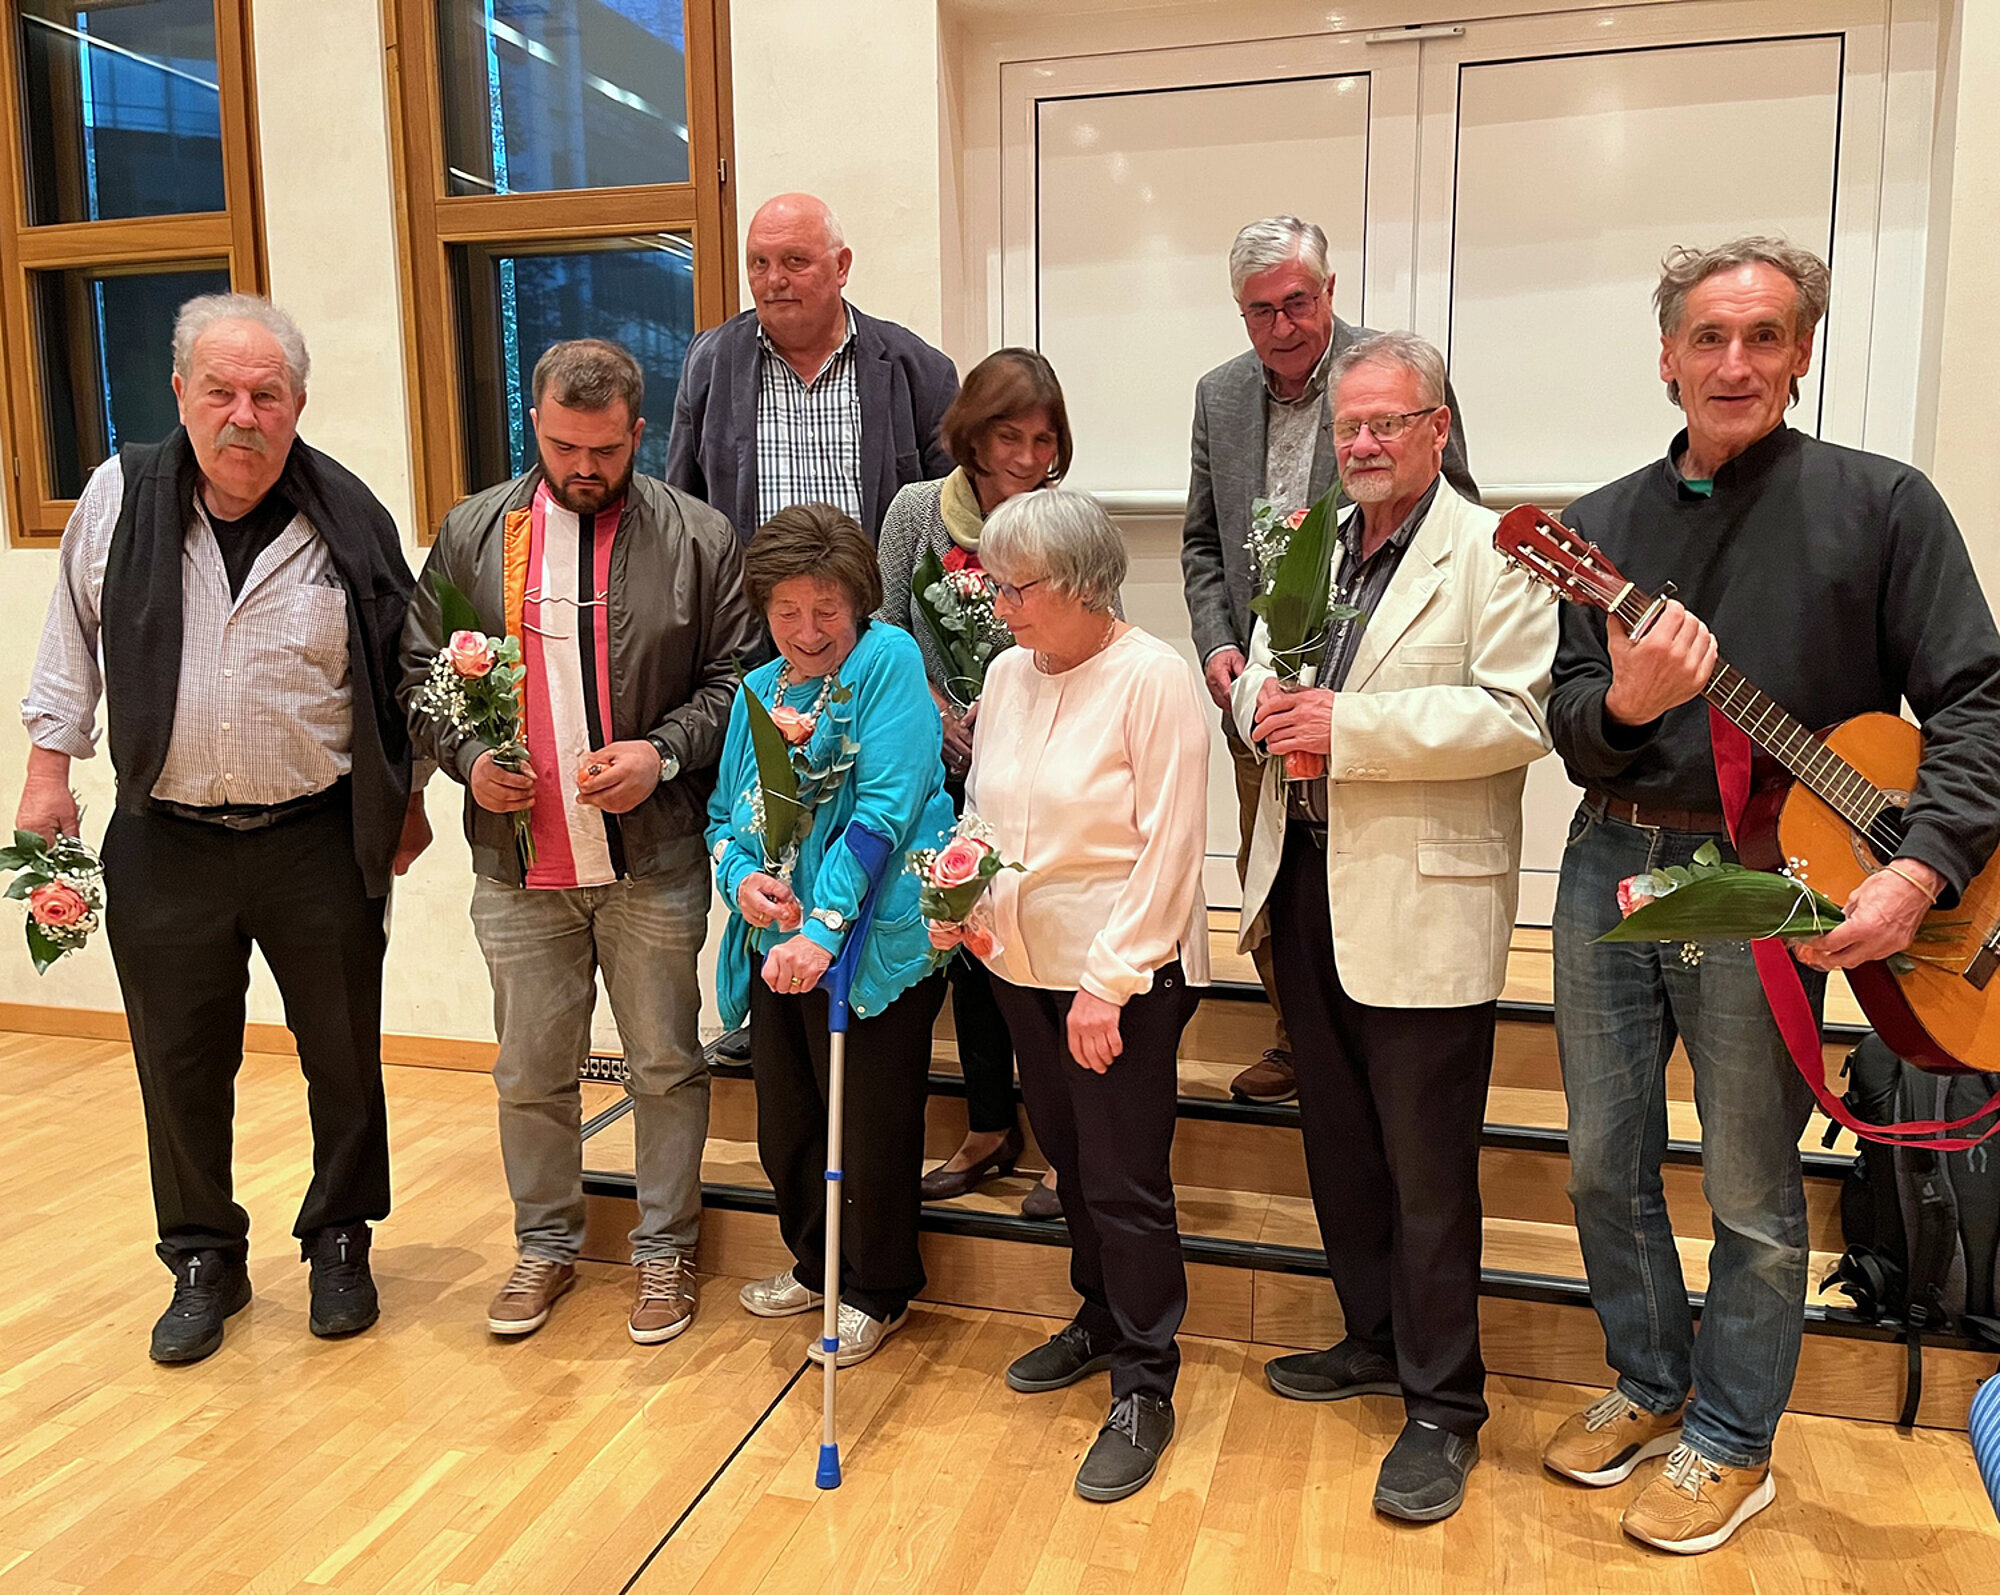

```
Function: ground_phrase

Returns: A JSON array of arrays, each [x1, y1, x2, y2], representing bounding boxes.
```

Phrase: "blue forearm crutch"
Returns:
[[815, 819, 898, 1490]]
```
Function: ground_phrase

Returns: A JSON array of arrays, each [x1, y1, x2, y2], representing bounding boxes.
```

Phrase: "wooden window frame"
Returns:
[[0, 1, 266, 546], [382, 0, 737, 543]]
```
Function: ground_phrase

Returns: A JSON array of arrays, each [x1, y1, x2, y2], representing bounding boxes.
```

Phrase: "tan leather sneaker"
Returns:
[[1542, 1390, 1685, 1485], [486, 1255, 576, 1336], [1620, 1443, 1775, 1554], [629, 1255, 698, 1344]]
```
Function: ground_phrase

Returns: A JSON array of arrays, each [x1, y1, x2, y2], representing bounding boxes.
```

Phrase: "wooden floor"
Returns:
[[2, 1034, 1993, 1594]]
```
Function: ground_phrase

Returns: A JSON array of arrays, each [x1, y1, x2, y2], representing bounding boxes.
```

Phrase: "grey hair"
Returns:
[[1228, 215, 1330, 301], [1654, 236, 1830, 406], [531, 337, 645, 417], [1327, 331, 1447, 409], [172, 293, 310, 395], [980, 489, 1127, 613]]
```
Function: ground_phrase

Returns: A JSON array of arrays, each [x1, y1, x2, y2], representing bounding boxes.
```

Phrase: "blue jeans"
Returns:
[[470, 850, 711, 1264], [1552, 805, 1823, 1469]]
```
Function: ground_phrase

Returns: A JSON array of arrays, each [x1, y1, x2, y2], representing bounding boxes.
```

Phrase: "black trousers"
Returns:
[[749, 970, 947, 1321], [1269, 824, 1496, 1436], [102, 795, 391, 1264], [942, 776, 1017, 1135], [992, 965, 1196, 1401]]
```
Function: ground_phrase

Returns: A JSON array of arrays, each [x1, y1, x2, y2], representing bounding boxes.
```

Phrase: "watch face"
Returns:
[[814, 908, 846, 931]]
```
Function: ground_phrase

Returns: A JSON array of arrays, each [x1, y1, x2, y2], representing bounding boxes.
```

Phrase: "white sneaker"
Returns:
[[738, 1267, 824, 1318], [804, 1302, 909, 1367]]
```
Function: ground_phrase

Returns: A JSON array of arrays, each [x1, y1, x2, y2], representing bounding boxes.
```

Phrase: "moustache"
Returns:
[[216, 424, 268, 453]]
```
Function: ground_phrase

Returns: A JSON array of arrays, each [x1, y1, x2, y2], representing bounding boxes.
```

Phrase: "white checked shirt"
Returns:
[[754, 306, 864, 527], [21, 454, 354, 807]]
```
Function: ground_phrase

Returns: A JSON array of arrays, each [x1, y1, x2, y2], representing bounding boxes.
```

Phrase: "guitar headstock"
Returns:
[[1494, 505, 1634, 616]]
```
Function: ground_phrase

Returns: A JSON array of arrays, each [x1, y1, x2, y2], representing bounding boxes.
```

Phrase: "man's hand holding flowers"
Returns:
[[471, 750, 537, 813], [1251, 675, 1336, 760]]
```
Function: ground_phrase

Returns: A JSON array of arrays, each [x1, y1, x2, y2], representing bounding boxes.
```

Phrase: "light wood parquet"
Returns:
[[1, 1032, 1992, 1594]]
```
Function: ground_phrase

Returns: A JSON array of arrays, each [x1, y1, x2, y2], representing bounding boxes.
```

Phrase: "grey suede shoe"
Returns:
[[1075, 1393, 1175, 1502]]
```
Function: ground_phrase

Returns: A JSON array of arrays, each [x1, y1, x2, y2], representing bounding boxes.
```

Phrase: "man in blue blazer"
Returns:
[[666, 192, 959, 544]]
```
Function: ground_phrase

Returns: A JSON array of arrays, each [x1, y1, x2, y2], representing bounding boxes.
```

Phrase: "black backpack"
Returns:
[[1823, 1034, 2000, 1424]]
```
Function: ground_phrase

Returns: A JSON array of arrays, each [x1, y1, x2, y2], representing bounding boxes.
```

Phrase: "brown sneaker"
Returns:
[[1230, 1048, 1297, 1104], [486, 1255, 575, 1336], [1620, 1443, 1775, 1554], [629, 1254, 698, 1344], [1542, 1390, 1685, 1486]]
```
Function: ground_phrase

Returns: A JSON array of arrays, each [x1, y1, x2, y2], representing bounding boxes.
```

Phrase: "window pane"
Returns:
[[18, 0, 225, 224], [437, 0, 690, 196], [34, 264, 231, 497], [451, 237, 694, 490]]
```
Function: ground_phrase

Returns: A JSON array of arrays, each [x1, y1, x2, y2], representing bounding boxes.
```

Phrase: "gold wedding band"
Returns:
[[789, 977, 803, 989]]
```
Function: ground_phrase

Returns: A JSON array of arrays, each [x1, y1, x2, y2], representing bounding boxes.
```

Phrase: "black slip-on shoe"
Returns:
[[1265, 1339, 1401, 1402], [1373, 1419, 1479, 1523]]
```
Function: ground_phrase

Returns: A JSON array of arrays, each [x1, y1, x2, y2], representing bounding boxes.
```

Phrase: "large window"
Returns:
[[387, 0, 735, 540], [0, 0, 264, 544]]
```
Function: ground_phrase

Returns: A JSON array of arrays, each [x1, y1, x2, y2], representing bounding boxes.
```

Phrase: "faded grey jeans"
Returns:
[[471, 853, 711, 1264]]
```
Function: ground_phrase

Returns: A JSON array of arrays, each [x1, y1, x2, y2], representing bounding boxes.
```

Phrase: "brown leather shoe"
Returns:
[[629, 1254, 697, 1344], [920, 1126, 1025, 1201], [487, 1255, 575, 1336], [1542, 1390, 1685, 1486], [1620, 1443, 1775, 1554], [1231, 1048, 1297, 1104]]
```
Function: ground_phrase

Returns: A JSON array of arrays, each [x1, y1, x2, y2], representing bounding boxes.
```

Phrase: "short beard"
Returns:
[[1340, 467, 1395, 504], [542, 456, 634, 516]]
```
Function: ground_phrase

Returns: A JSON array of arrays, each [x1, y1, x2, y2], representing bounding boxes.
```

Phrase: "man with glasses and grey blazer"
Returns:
[[1179, 216, 1478, 1107]]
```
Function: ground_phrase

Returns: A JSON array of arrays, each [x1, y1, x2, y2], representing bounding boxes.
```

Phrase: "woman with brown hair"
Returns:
[[708, 503, 954, 1366], [876, 348, 1072, 1217]]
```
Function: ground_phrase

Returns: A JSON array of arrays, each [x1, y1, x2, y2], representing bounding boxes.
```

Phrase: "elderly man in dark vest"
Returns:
[[17, 293, 429, 1365]]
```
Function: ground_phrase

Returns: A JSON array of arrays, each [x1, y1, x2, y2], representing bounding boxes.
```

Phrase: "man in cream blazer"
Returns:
[[1233, 332, 1555, 1524]]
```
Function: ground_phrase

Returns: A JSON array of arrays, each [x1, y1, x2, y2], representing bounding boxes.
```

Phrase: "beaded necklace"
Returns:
[[772, 657, 841, 732]]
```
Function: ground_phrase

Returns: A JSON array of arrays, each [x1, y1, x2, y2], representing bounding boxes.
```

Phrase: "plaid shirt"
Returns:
[[21, 455, 354, 807], [754, 307, 863, 527]]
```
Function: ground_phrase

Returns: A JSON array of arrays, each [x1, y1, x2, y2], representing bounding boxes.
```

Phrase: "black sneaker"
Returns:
[[305, 1223, 380, 1338], [150, 1249, 252, 1364], [1265, 1338, 1401, 1402], [1075, 1393, 1175, 1503], [1373, 1419, 1479, 1523], [1006, 1322, 1114, 1393], [713, 1026, 752, 1062]]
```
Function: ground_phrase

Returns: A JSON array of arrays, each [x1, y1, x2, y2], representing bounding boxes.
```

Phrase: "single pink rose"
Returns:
[[1285, 507, 1309, 529], [28, 881, 88, 928], [1616, 875, 1658, 918], [447, 630, 496, 678], [768, 705, 815, 745], [932, 836, 991, 890]]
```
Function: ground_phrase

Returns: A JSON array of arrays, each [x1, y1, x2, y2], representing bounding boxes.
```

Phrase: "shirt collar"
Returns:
[[758, 304, 857, 368], [1659, 421, 1797, 499], [1261, 334, 1337, 407], [1339, 476, 1440, 564]]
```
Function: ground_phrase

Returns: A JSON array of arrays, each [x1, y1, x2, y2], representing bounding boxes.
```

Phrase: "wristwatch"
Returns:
[[809, 906, 847, 933], [648, 737, 680, 784]]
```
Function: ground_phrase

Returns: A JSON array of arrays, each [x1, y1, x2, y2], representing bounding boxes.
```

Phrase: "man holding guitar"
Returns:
[[1540, 237, 2000, 1554]]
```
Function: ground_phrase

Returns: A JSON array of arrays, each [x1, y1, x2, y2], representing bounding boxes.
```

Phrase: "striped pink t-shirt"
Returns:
[[520, 482, 624, 889]]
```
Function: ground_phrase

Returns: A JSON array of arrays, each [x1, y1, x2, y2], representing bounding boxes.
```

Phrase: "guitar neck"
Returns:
[[1601, 588, 1900, 848]]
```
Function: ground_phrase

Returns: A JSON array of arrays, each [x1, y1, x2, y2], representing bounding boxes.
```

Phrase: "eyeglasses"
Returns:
[[993, 577, 1045, 605], [1331, 407, 1439, 445], [1239, 292, 1321, 332]]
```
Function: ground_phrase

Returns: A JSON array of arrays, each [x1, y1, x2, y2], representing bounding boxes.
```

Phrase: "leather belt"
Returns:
[[152, 780, 344, 832], [1584, 787, 1727, 835]]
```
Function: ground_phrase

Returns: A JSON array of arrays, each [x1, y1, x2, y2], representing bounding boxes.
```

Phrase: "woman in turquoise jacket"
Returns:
[[707, 503, 954, 1368]]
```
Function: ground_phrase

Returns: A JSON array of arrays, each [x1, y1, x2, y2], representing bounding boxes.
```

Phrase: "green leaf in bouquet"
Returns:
[[10, 829, 52, 862], [26, 920, 61, 975], [431, 573, 486, 638], [1253, 485, 1339, 680], [5, 871, 52, 899], [0, 847, 32, 872], [741, 687, 806, 863], [1598, 871, 1846, 945]]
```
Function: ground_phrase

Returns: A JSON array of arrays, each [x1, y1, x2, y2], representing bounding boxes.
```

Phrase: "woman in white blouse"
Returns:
[[942, 489, 1210, 1506]]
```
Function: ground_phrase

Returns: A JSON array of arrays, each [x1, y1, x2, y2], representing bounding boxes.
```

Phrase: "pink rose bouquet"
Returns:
[[909, 815, 1021, 969], [414, 577, 535, 871], [0, 815, 105, 973]]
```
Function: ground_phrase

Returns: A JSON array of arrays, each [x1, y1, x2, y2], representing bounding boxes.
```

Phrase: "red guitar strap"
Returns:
[[1706, 706, 2000, 1150]]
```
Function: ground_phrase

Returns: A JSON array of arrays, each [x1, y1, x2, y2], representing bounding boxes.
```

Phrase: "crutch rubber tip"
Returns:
[[821, 1336, 840, 1353], [817, 1444, 842, 1489]]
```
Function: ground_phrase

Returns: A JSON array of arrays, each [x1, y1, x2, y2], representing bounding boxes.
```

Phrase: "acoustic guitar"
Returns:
[[1496, 504, 2000, 1076]]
